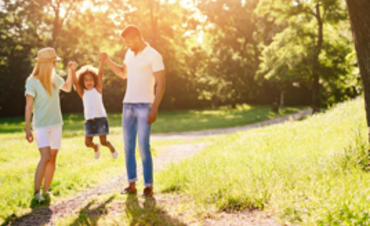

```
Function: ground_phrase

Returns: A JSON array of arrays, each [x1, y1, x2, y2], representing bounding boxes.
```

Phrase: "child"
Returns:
[[70, 57, 117, 159], [25, 47, 73, 201]]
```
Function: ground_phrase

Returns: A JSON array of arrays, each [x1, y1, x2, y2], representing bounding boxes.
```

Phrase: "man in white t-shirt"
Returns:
[[101, 25, 166, 197]]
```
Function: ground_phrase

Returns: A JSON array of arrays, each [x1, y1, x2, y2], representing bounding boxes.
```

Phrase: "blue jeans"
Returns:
[[122, 103, 153, 187]]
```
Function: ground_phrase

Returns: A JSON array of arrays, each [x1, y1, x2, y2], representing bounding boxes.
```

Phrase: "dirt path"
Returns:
[[9, 109, 311, 226]]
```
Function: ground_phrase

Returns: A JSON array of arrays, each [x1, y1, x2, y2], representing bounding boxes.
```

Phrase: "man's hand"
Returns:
[[68, 61, 77, 71], [26, 129, 33, 143], [147, 108, 158, 124], [100, 52, 108, 63]]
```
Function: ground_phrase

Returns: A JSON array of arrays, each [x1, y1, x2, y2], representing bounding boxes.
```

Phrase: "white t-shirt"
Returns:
[[82, 88, 107, 120], [123, 44, 165, 103]]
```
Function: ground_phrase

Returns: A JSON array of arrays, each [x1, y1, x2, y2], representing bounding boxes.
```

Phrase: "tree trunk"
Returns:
[[149, 0, 158, 48], [345, 0, 370, 142], [312, 3, 323, 113], [51, 0, 61, 48]]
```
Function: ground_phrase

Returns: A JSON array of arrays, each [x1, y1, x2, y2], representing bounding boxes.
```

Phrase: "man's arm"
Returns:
[[148, 70, 166, 124], [100, 52, 127, 79]]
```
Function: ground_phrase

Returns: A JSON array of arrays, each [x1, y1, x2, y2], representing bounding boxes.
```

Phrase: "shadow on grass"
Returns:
[[125, 194, 186, 226], [2, 197, 52, 226], [69, 195, 115, 226]]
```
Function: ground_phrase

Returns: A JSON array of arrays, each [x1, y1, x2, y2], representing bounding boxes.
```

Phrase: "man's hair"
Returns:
[[121, 25, 142, 38]]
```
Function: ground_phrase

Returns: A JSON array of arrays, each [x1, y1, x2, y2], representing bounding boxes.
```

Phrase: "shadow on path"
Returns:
[[2, 199, 52, 226], [125, 194, 186, 226], [69, 195, 115, 226]]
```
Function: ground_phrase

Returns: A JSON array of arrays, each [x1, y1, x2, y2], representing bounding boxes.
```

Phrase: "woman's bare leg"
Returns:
[[43, 149, 58, 193], [34, 147, 51, 193]]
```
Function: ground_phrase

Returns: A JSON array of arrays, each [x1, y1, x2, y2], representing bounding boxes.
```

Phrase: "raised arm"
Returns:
[[25, 95, 34, 143], [148, 70, 166, 124], [69, 61, 83, 98], [61, 65, 73, 92], [96, 54, 105, 93], [100, 52, 127, 79]]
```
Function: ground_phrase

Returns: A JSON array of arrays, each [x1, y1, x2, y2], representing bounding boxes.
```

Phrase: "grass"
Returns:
[[0, 104, 303, 137], [0, 104, 300, 224], [156, 97, 370, 225]]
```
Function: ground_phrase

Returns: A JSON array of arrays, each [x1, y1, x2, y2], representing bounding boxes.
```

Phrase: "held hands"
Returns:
[[26, 129, 33, 143], [99, 52, 108, 64], [68, 61, 77, 71]]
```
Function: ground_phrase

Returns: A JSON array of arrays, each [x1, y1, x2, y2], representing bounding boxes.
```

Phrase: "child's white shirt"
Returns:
[[82, 88, 107, 120]]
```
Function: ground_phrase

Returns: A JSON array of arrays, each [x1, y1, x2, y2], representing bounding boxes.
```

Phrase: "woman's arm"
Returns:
[[25, 95, 34, 143], [61, 68, 73, 93], [69, 61, 83, 97]]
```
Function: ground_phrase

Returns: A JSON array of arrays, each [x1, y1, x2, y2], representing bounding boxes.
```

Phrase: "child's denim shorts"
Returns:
[[84, 117, 109, 137]]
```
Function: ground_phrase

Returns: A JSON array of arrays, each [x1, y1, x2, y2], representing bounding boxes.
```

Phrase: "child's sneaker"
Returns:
[[112, 149, 118, 159], [94, 144, 100, 159], [34, 192, 45, 202]]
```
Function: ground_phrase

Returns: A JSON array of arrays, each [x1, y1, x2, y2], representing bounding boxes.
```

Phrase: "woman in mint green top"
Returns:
[[24, 47, 73, 202], [25, 74, 65, 129]]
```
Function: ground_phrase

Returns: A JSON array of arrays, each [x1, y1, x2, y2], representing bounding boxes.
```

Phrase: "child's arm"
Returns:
[[96, 55, 104, 93], [69, 61, 83, 98]]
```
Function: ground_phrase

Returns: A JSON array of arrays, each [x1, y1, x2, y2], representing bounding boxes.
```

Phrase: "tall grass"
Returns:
[[157, 98, 370, 225]]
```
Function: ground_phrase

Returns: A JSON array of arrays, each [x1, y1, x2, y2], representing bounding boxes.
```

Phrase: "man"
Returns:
[[101, 25, 166, 196]]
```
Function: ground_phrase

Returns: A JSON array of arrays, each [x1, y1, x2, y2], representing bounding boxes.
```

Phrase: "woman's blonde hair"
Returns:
[[31, 61, 56, 96]]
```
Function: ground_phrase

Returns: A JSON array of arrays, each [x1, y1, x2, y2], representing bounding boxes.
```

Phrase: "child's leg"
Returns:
[[85, 136, 98, 152], [99, 135, 115, 153]]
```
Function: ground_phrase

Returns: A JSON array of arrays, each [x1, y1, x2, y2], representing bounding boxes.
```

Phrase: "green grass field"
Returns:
[[156, 97, 370, 225], [0, 104, 301, 224], [0, 105, 302, 137]]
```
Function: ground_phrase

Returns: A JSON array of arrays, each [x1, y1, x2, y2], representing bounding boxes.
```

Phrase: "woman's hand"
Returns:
[[26, 128, 33, 143]]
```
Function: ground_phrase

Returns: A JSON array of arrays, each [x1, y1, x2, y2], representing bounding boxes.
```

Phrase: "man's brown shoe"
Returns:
[[143, 187, 153, 197], [121, 186, 137, 195]]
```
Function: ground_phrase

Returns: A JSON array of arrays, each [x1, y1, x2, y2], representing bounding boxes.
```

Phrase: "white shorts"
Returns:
[[34, 125, 62, 149]]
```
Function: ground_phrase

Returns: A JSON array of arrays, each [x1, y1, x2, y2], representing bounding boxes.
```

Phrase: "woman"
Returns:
[[25, 47, 73, 201]]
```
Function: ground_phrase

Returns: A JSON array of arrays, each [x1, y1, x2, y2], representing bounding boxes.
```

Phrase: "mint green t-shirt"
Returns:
[[25, 74, 65, 129]]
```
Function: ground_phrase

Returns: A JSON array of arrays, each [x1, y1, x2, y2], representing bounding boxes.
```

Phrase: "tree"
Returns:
[[257, 0, 354, 112], [345, 0, 370, 142], [191, 0, 279, 106]]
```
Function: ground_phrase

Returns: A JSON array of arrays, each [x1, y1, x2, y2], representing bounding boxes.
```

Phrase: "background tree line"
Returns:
[[0, 0, 361, 117]]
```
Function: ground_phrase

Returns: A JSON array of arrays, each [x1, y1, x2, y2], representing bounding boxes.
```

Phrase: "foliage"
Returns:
[[256, 0, 360, 107], [0, 0, 361, 116]]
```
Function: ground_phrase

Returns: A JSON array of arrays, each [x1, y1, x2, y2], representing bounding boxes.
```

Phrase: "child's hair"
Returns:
[[76, 65, 99, 89]]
